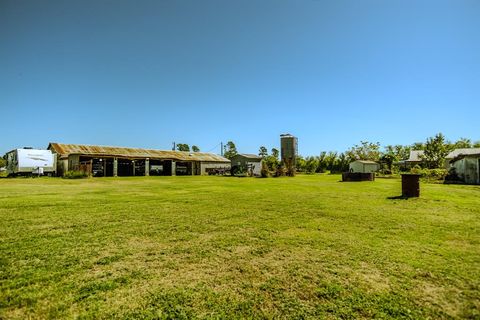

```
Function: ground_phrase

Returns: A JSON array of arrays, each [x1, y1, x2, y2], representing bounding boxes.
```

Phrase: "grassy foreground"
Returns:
[[0, 175, 479, 319]]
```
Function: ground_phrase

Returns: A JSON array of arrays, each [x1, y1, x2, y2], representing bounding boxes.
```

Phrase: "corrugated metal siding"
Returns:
[[48, 143, 230, 162]]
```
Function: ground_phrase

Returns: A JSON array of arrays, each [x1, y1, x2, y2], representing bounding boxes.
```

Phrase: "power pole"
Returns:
[[172, 142, 176, 151], [220, 142, 223, 156]]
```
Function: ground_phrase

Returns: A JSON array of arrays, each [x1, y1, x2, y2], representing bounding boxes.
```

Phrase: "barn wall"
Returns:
[[68, 155, 80, 171], [200, 162, 231, 175], [349, 162, 379, 173], [452, 157, 480, 184], [246, 161, 262, 176]]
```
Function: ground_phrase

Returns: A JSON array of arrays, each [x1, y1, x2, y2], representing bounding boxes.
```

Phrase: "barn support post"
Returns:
[[132, 160, 135, 176], [191, 162, 195, 175], [145, 158, 150, 176], [171, 161, 176, 176], [103, 158, 107, 177], [113, 158, 118, 177]]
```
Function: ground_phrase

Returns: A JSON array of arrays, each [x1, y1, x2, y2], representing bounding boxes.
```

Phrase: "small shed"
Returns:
[[349, 160, 380, 173], [449, 153, 480, 185], [230, 154, 263, 176]]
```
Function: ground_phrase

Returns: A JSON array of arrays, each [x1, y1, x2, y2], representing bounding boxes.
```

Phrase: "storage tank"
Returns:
[[280, 133, 298, 165]]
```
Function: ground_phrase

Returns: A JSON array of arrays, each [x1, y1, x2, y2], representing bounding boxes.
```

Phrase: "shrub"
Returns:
[[410, 166, 448, 182], [274, 164, 285, 177], [260, 161, 269, 178], [63, 170, 89, 179], [284, 159, 296, 177]]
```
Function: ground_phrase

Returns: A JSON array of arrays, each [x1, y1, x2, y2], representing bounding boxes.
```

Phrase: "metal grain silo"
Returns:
[[280, 133, 298, 165]]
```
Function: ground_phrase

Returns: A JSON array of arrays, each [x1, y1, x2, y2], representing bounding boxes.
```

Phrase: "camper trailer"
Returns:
[[5, 148, 56, 176]]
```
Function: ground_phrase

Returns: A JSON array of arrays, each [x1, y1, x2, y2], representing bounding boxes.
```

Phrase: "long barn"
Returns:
[[48, 143, 230, 177]]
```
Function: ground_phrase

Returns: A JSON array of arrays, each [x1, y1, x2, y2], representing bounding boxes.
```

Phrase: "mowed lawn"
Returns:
[[0, 175, 479, 319]]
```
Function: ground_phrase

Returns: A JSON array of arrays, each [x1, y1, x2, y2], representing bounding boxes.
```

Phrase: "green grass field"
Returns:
[[1, 175, 479, 319]]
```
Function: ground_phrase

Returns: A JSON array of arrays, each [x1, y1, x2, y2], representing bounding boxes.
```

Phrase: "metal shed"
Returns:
[[230, 154, 263, 176], [349, 160, 380, 173]]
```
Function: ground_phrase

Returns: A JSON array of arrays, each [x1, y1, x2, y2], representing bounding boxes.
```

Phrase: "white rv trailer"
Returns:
[[5, 148, 56, 176]]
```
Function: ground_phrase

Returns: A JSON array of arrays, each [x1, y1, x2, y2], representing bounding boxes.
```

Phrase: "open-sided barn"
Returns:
[[48, 143, 230, 177]]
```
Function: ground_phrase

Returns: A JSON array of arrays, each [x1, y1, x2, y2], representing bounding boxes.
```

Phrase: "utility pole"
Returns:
[[172, 142, 176, 151], [220, 142, 223, 156]]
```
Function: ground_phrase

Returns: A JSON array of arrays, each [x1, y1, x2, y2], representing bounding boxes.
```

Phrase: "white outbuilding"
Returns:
[[349, 160, 380, 173]]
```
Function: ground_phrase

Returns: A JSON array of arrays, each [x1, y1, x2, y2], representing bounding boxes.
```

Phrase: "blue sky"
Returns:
[[1, 0, 479, 156]]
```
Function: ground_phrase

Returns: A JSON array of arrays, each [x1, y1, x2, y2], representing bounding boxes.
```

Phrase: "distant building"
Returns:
[[230, 154, 263, 176], [449, 153, 480, 185], [48, 143, 230, 177], [396, 150, 424, 169], [349, 160, 380, 173], [397, 148, 480, 169]]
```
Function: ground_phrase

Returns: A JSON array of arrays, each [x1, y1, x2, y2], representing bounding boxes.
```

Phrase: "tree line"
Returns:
[[222, 134, 479, 175]]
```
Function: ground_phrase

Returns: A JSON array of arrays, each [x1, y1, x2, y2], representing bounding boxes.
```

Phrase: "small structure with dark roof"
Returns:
[[349, 160, 380, 173], [230, 154, 263, 176]]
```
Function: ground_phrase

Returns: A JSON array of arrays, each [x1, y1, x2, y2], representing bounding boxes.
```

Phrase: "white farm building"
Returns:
[[349, 160, 380, 173]]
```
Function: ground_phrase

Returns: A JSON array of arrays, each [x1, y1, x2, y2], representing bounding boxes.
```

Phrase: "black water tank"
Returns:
[[401, 174, 420, 197]]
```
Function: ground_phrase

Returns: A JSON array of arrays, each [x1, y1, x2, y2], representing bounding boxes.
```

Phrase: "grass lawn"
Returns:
[[0, 175, 479, 319]]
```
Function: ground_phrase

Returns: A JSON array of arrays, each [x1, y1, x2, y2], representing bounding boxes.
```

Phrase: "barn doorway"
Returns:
[[134, 160, 145, 176], [175, 162, 192, 175], [117, 159, 134, 176], [149, 160, 172, 176]]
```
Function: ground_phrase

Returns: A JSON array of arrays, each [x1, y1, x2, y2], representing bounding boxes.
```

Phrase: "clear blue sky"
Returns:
[[1, 0, 479, 156]]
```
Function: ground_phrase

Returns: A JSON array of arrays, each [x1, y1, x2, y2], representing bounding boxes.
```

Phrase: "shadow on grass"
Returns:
[[387, 195, 415, 200]]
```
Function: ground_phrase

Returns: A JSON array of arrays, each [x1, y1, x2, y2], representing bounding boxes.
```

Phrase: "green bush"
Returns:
[[63, 170, 89, 179], [410, 166, 447, 181], [260, 161, 269, 178]]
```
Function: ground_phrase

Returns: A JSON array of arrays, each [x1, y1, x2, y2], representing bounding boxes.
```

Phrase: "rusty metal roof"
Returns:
[[48, 143, 230, 162]]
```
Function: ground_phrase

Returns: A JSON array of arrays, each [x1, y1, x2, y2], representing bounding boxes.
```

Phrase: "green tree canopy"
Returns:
[[192, 145, 200, 152], [346, 141, 381, 161], [422, 133, 453, 169], [223, 141, 238, 159], [176, 144, 190, 152], [452, 138, 472, 149], [271, 148, 279, 159], [258, 146, 268, 158]]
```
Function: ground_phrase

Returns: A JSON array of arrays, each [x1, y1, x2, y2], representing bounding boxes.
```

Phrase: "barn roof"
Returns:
[[446, 148, 480, 159], [407, 150, 424, 162], [450, 152, 480, 163], [351, 160, 378, 164], [48, 143, 230, 162], [235, 153, 263, 160]]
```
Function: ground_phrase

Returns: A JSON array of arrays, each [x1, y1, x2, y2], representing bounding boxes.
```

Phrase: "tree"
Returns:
[[192, 145, 200, 152], [422, 133, 453, 169], [265, 155, 279, 172], [474, 141, 480, 148], [176, 144, 190, 152], [346, 141, 381, 161], [379, 154, 396, 172], [452, 138, 472, 149], [258, 146, 268, 158], [305, 156, 318, 174], [0, 157, 5, 168], [271, 148, 279, 160], [295, 156, 306, 172], [316, 152, 327, 173], [223, 141, 238, 159], [335, 153, 350, 172], [411, 142, 425, 150]]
